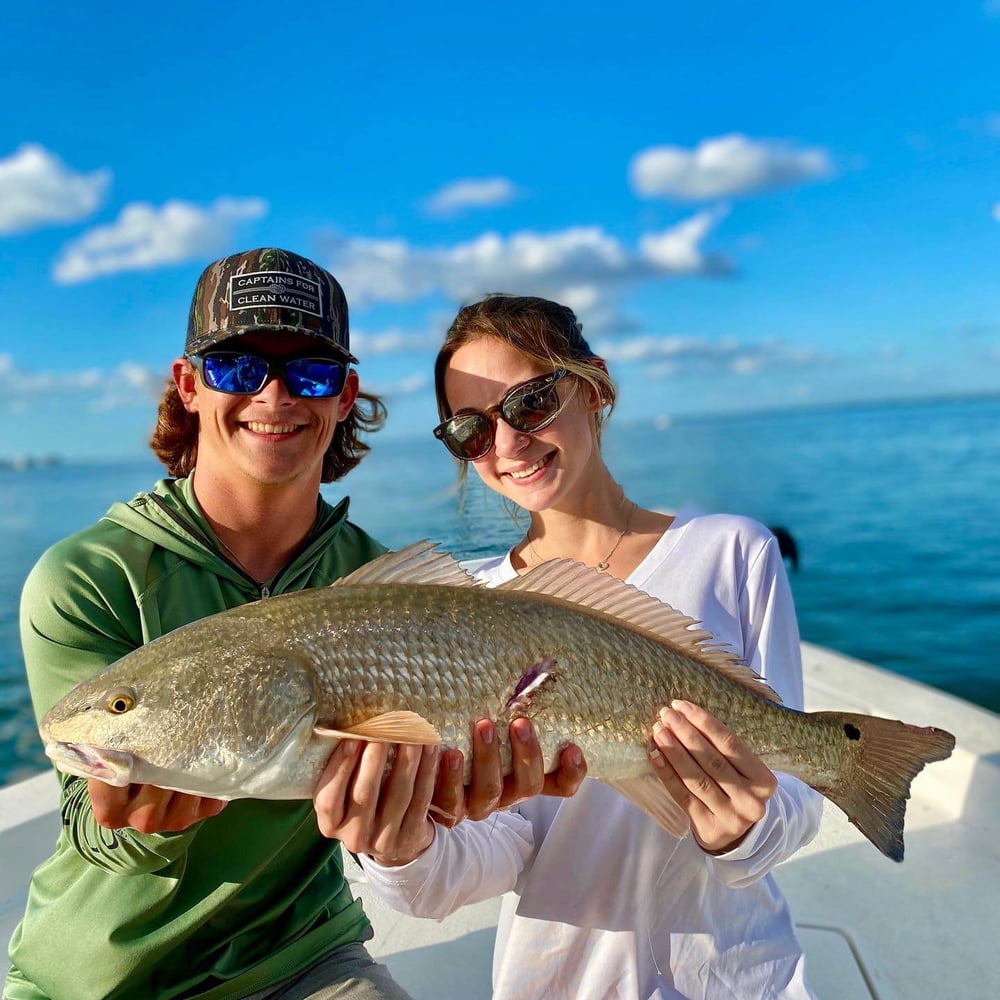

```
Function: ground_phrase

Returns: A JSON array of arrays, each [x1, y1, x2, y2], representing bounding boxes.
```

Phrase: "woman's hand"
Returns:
[[88, 780, 227, 833], [431, 719, 587, 827], [313, 740, 440, 867], [649, 700, 778, 854]]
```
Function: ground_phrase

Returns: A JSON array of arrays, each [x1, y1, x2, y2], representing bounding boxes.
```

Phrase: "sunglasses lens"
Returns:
[[284, 359, 346, 398], [433, 372, 568, 460], [201, 354, 269, 394], [439, 414, 494, 460], [198, 353, 346, 398], [503, 380, 560, 431]]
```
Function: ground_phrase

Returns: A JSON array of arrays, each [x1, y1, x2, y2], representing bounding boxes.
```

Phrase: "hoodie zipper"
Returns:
[[146, 493, 272, 598]]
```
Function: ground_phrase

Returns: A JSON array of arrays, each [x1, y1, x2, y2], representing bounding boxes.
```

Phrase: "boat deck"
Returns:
[[3, 643, 998, 998]]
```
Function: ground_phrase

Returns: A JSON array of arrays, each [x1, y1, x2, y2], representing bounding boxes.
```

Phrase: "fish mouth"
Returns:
[[44, 742, 135, 787]]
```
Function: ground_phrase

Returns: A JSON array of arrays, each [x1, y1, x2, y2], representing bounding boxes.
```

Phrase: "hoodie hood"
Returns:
[[102, 476, 354, 594]]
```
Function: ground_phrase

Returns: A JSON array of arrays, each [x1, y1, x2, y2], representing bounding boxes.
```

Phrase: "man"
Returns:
[[4, 250, 410, 999], [7, 248, 583, 1000]]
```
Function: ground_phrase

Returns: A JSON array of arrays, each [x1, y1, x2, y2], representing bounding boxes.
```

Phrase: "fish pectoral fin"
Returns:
[[603, 774, 691, 839], [314, 711, 442, 746]]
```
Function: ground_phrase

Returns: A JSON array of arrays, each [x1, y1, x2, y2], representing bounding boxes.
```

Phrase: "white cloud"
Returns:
[[423, 177, 521, 217], [393, 373, 431, 395], [0, 354, 162, 412], [350, 327, 439, 356], [639, 205, 729, 271], [0, 144, 111, 235], [52, 196, 268, 284], [324, 209, 731, 313], [594, 334, 830, 377], [630, 134, 834, 200], [955, 321, 1000, 338], [361, 372, 432, 398], [90, 361, 167, 411]]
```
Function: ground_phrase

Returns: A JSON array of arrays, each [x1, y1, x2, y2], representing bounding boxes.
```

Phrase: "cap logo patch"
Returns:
[[229, 270, 323, 318]]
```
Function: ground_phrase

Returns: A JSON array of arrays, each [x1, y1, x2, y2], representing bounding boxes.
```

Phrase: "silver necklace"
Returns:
[[528, 499, 637, 573], [595, 500, 637, 571], [213, 530, 257, 579]]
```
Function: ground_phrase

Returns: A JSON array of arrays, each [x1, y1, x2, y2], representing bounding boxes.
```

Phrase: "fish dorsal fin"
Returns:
[[333, 541, 483, 589], [499, 559, 782, 703]]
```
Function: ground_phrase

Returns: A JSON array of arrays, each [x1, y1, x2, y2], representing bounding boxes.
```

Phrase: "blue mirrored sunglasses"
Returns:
[[189, 350, 348, 399]]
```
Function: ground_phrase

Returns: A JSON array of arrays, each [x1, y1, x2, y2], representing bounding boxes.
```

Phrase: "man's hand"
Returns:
[[313, 740, 439, 867], [312, 720, 588, 861], [88, 779, 227, 833], [649, 700, 778, 854], [431, 719, 587, 828]]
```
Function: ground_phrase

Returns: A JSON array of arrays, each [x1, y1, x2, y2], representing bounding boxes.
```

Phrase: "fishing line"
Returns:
[[646, 831, 684, 980]]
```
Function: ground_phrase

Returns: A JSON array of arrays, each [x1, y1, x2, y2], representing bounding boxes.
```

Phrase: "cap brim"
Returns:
[[186, 326, 359, 365]]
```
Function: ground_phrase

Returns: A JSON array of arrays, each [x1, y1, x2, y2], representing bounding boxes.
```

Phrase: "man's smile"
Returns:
[[241, 420, 304, 436]]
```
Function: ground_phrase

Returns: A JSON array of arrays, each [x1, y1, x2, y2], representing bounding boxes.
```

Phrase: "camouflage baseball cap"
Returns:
[[185, 247, 358, 363]]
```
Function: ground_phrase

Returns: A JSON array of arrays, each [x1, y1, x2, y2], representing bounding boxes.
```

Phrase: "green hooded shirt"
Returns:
[[5, 477, 387, 1000]]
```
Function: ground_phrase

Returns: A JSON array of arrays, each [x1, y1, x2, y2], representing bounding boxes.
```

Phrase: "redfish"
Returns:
[[40, 543, 954, 861]]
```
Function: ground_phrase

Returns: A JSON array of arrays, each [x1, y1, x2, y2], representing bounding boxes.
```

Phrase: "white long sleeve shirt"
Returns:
[[362, 512, 823, 999]]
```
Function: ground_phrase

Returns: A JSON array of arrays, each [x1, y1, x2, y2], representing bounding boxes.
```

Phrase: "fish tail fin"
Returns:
[[812, 711, 955, 862]]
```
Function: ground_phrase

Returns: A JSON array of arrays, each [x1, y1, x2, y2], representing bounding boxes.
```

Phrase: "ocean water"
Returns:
[[1, 395, 997, 785]]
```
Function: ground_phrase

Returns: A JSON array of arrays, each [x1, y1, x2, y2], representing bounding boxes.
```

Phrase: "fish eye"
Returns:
[[106, 689, 136, 714]]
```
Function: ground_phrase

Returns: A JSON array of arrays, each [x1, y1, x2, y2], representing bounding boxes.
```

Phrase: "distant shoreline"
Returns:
[[643, 388, 1000, 429], [2, 390, 997, 467]]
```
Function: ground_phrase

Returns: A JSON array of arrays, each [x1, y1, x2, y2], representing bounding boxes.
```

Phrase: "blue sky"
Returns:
[[1, 1, 997, 461]]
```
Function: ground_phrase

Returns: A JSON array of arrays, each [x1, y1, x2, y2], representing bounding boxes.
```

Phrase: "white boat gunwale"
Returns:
[[2, 643, 997, 1000]]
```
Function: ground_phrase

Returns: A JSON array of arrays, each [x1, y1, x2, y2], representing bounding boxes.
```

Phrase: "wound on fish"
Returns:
[[506, 657, 558, 713], [844, 723, 861, 740]]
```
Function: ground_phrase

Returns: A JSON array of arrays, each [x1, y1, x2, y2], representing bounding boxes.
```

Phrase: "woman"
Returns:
[[351, 294, 823, 999]]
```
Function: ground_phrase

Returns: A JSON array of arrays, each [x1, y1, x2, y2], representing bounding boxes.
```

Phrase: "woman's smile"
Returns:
[[503, 452, 555, 482]]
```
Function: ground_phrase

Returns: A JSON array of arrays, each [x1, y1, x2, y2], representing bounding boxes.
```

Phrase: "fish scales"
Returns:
[[40, 542, 956, 861], [282, 582, 747, 778]]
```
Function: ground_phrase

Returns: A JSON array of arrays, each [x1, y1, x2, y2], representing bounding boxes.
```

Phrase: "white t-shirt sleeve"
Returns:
[[358, 809, 535, 920], [740, 532, 804, 708], [705, 530, 824, 885]]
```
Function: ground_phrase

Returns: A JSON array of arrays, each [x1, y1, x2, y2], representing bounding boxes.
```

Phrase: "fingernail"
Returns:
[[341, 740, 358, 756], [652, 719, 664, 735], [670, 699, 689, 712], [569, 748, 583, 768], [481, 723, 495, 745], [514, 721, 532, 743], [649, 748, 665, 768], [449, 753, 462, 772]]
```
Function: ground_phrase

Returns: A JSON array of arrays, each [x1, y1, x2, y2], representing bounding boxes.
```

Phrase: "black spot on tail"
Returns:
[[844, 723, 862, 740]]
